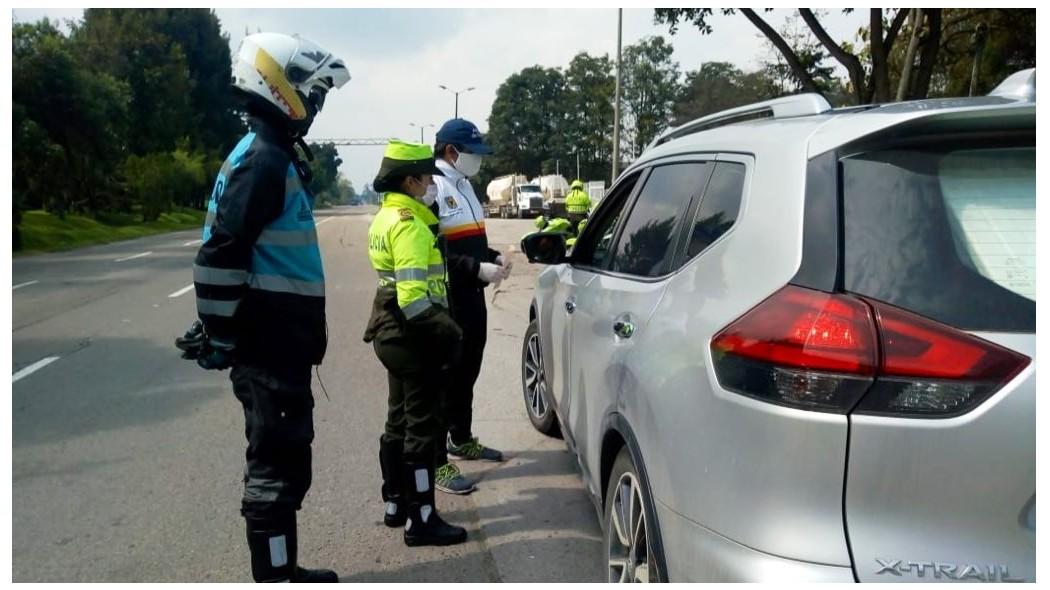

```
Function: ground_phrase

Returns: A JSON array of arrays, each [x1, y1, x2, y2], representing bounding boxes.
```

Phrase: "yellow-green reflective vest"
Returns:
[[565, 188, 591, 214], [366, 192, 448, 319]]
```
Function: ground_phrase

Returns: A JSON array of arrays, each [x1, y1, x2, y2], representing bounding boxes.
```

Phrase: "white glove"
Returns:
[[495, 255, 513, 277], [478, 262, 510, 283]]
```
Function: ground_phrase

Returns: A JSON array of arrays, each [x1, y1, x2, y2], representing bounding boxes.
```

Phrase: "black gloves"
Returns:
[[175, 319, 235, 371]]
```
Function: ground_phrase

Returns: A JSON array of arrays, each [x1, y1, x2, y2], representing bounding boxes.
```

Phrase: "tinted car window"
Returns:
[[572, 173, 639, 269], [842, 145, 1035, 332], [610, 163, 710, 277], [686, 162, 745, 259]]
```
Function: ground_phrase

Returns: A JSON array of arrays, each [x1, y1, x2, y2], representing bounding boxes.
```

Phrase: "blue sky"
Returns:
[[13, 7, 865, 190]]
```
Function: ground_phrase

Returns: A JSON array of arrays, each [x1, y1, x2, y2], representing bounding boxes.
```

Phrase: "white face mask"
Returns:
[[452, 148, 483, 177], [421, 183, 439, 206]]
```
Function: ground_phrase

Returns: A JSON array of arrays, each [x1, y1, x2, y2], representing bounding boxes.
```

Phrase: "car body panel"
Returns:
[[846, 333, 1036, 583], [572, 272, 667, 498], [656, 500, 856, 582]]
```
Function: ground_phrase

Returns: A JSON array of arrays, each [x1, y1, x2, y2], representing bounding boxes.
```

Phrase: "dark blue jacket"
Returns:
[[194, 118, 326, 368]]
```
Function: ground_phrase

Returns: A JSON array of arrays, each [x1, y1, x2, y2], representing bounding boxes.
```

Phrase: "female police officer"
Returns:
[[363, 140, 468, 546]]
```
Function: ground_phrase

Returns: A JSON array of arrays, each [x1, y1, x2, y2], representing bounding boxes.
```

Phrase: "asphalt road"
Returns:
[[11, 206, 604, 582]]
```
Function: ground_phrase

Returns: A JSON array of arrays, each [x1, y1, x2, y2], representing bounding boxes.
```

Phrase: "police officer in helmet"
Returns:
[[189, 32, 349, 582]]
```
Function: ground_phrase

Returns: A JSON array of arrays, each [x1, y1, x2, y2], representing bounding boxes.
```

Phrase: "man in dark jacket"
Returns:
[[190, 32, 348, 583]]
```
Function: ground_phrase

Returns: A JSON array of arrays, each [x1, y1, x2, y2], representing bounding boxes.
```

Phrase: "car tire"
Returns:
[[603, 447, 666, 583], [521, 319, 560, 437]]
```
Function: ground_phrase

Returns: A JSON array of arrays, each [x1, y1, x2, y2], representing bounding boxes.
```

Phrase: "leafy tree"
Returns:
[[148, 9, 244, 152], [13, 19, 130, 216], [655, 8, 911, 104], [563, 52, 615, 183], [123, 148, 207, 221], [486, 66, 569, 179], [620, 36, 680, 159], [336, 176, 357, 205], [305, 142, 343, 206], [673, 62, 781, 124], [757, 11, 840, 97], [72, 9, 194, 155], [900, 8, 1036, 98]]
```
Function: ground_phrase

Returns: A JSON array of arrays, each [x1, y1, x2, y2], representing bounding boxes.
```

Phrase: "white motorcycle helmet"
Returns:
[[231, 32, 350, 136]]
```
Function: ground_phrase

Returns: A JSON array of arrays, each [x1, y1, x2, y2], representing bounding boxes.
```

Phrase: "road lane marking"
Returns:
[[13, 280, 39, 290], [168, 284, 195, 298], [115, 251, 153, 262], [12, 356, 61, 383], [315, 218, 334, 226], [183, 239, 203, 247]]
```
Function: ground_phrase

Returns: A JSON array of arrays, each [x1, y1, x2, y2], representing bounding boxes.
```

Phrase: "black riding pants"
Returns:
[[231, 363, 314, 518]]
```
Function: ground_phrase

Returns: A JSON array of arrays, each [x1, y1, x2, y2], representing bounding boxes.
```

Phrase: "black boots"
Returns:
[[379, 439, 406, 527], [402, 461, 467, 547], [245, 511, 338, 583]]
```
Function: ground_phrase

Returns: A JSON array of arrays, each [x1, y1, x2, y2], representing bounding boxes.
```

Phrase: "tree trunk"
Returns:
[[739, 8, 822, 96], [870, 9, 891, 103], [969, 23, 988, 96], [912, 9, 942, 99], [896, 9, 923, 102], [799, 8, 866, 104]]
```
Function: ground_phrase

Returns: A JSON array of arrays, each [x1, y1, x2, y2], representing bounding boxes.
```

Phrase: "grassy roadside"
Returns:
[[15, 208, 206, 255]]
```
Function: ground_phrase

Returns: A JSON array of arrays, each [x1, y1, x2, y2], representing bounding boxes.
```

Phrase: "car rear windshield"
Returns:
[[842, 144, 1035, 333]]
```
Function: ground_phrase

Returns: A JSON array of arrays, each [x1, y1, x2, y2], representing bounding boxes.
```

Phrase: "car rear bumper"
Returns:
[[656, 500, 855, 582]]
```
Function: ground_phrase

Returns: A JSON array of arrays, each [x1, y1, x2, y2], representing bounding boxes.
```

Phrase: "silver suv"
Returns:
[[519, 70, 1035, 582]]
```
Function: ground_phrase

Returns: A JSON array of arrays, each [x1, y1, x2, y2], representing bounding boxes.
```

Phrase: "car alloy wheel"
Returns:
[[608, 471, 651, 583]]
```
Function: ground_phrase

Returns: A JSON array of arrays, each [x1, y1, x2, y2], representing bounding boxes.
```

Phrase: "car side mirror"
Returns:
[[521, 232, 569, 265]]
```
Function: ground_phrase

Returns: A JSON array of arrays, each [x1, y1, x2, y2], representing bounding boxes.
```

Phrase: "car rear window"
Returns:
[[842, 145, 1034, 332], [686, 161, 745, 260]]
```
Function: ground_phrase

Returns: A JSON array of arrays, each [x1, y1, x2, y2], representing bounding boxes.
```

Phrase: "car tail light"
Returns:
[[712, 286, 1031, 417], [852, 300, 1031, 417], [711, 286, 878, 412]]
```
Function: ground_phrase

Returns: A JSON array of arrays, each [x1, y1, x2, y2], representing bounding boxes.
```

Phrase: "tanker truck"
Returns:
[[485, 174, 549, 218]]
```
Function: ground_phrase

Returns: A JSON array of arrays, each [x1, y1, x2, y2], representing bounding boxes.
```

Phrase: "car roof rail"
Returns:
[[648, 93, 833, 150], [988, 68, 1035, 102]]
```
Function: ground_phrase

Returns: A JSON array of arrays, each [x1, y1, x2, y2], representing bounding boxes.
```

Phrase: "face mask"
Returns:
[[452, 148, 483, 177], [421, 183, 438, 206]]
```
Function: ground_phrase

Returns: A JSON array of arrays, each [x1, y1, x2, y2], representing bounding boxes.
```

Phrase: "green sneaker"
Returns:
[[434, 462, 476, 495], [447, 437, 505, 462]]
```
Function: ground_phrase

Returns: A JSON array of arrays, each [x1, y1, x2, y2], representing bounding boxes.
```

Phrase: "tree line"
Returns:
[[476, 8, 1034, 191], [13, 9, 349, 250]]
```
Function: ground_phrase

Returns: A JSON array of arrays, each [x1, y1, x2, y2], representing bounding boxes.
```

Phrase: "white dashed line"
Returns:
[[183, 239, 203, 247], [168, 284, 195, 298], [115, 251, 153, 262], [13, 280, 39, 290], [12, 356, 61, 383], [315, 218, 334, 226]]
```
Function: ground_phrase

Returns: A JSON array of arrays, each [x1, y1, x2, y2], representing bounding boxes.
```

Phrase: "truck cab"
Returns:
[[514, 183, 545, 218]]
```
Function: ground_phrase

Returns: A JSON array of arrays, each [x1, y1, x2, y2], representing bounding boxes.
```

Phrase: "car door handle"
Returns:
[[565, 298, 577, 314], [613, 319, 635, 339]]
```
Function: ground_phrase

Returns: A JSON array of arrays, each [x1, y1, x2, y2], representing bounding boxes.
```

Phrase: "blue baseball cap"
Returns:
[[435, 118, 493, 155]]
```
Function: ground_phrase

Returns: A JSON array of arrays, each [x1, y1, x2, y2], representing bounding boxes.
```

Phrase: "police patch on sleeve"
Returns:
[[398, 208, 414, 221], [445, 196, 458, 209]]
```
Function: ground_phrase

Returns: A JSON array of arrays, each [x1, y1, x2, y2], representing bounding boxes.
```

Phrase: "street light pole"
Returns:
[[439, 85, 476, 118], [409, 122, 434, 144], [612, 8, 623, 181]]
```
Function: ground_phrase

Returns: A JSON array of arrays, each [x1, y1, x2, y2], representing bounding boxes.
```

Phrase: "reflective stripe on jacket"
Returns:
[[366, 192, 448, 319], [194, 119, 326, 367]]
